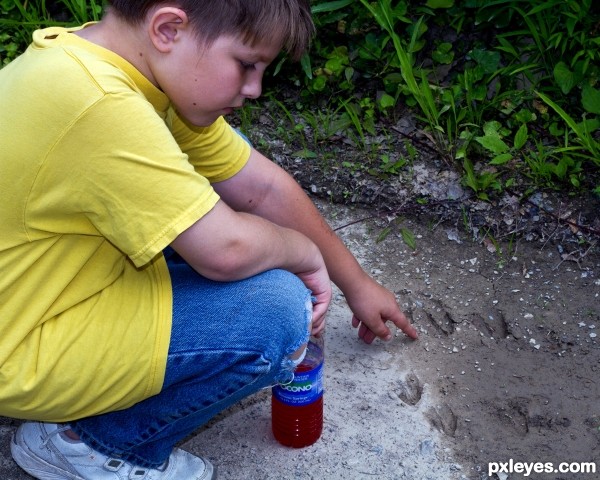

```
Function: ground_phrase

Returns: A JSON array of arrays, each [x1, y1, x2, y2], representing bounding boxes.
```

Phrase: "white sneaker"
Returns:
[[11, 422, 216, 480]]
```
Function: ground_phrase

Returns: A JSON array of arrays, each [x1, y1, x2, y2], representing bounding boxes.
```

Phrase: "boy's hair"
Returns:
[[106, 0, 314, 60]]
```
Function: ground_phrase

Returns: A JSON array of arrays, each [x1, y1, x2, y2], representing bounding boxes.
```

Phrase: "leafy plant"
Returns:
[[462, 157, 502, 200], [3, 0, 599, 202], [480, 1, 600, 105], [0, 0, 103, 64], [376, 216, 417, 250], [358, 1, 443, 139], [56, 0, 103, 23], [537, 91, 600, 166]]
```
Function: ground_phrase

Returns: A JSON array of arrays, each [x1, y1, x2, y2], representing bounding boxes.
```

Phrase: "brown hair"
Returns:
[[106, 0, 314, 60]]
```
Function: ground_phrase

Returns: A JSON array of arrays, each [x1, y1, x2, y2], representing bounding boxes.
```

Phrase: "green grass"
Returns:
[[0, 0, 104, 64]]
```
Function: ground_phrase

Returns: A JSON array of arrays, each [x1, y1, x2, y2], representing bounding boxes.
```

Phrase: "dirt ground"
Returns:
[[259, 108, 600, 479], [246, 107, 600, 479], [320, 199, 600, 479]]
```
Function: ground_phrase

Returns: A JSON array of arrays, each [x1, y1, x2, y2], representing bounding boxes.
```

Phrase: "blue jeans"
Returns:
[[70, 253, 312, 468]]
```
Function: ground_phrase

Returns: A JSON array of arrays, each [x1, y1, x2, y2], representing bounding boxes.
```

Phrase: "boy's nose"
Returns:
[[241, 77, 262, 99]]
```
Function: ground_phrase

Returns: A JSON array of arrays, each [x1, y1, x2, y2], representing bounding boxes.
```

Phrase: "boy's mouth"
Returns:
[[223, 105, 243, 114]]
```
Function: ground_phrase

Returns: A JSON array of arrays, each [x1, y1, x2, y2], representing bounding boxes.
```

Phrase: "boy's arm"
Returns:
[[212, 148, 418, 343], [170, 199, 331, 333]]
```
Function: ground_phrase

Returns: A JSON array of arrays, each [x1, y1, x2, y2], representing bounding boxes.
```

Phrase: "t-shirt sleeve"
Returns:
[[28, 93, 218, 267], [167, 111, 251, 183]]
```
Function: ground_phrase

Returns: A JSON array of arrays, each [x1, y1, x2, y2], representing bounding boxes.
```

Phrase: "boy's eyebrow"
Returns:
[[255, 54, 275, 63], [237, 41, 282, 62], [240, 51, 277, 64]]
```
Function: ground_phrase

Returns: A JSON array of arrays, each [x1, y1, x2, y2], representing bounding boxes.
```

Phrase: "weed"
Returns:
[[376, 217, 417, 250], [0, 0, 103, 64], [537, 91, 600, 165], [378, 154, 408, 176]]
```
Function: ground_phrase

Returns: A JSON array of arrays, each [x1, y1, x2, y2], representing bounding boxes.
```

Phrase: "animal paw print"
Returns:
[[393, 373, 424, 406]]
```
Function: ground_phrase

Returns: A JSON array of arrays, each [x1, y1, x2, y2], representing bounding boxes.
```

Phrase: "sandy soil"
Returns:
[[1, 199, 598, 480], [316, 200, 600, 480]]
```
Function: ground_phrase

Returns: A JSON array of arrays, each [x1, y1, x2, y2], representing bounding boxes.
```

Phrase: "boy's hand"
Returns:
[[346, 275, 418, 344], [296, 263, 331, 337], [294, 248, 332, 336]]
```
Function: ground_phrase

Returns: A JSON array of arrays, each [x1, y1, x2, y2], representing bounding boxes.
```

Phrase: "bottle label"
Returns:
[[273, 361, 324, 406]]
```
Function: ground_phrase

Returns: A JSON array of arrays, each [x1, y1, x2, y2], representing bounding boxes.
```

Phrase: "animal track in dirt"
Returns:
[[408, 297, 458, 336], [486, 397, 531, 437], [426, 403, 458, 437], [467, 311, 509, 340], [392, 373, 424, 406], [425, 309, 457, 335], [522, 394, 572, 433]]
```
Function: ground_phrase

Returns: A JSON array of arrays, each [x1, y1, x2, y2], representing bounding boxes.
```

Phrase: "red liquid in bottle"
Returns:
[[272, 342, 324, 448]]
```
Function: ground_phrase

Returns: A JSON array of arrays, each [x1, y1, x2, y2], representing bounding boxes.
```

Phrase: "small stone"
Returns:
[[419, 439, 435, 456]]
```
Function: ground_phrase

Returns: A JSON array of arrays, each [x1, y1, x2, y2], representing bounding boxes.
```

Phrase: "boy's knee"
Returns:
[[289, 329, 311, 367], [258, 270, 312, 379], [265, 269, 305, 295], [263, 270, 311, 318]]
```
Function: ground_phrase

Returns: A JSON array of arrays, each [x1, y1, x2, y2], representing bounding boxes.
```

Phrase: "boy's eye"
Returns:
[[240, 61, 256, 70]]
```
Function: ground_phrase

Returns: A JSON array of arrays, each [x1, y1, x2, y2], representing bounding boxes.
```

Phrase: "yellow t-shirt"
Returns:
[[0, 26, 251, 421]]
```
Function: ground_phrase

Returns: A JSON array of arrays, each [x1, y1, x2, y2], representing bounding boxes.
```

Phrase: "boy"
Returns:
[[0, 1, 417, 478]]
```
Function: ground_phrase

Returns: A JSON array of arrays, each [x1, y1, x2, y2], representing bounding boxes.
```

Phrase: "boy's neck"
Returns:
[[75, 13, 157, 87]]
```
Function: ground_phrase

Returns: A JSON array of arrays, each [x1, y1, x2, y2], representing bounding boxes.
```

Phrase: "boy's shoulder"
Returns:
[[37, 27, 140, 88], [2, 27, 136, 95], [1, 26, 162, 115], [0, 27, 168, 134]]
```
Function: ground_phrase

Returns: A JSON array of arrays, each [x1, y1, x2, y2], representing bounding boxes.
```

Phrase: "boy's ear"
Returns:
[[148, 7, 189, 53]]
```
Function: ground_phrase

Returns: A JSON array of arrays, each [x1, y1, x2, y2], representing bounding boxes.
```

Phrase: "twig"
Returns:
[[552, 240, 598, 271], [508, 188, 600, 238]]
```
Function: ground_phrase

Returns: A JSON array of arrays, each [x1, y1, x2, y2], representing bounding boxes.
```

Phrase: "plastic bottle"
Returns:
[[272, 336, 324, 448]]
